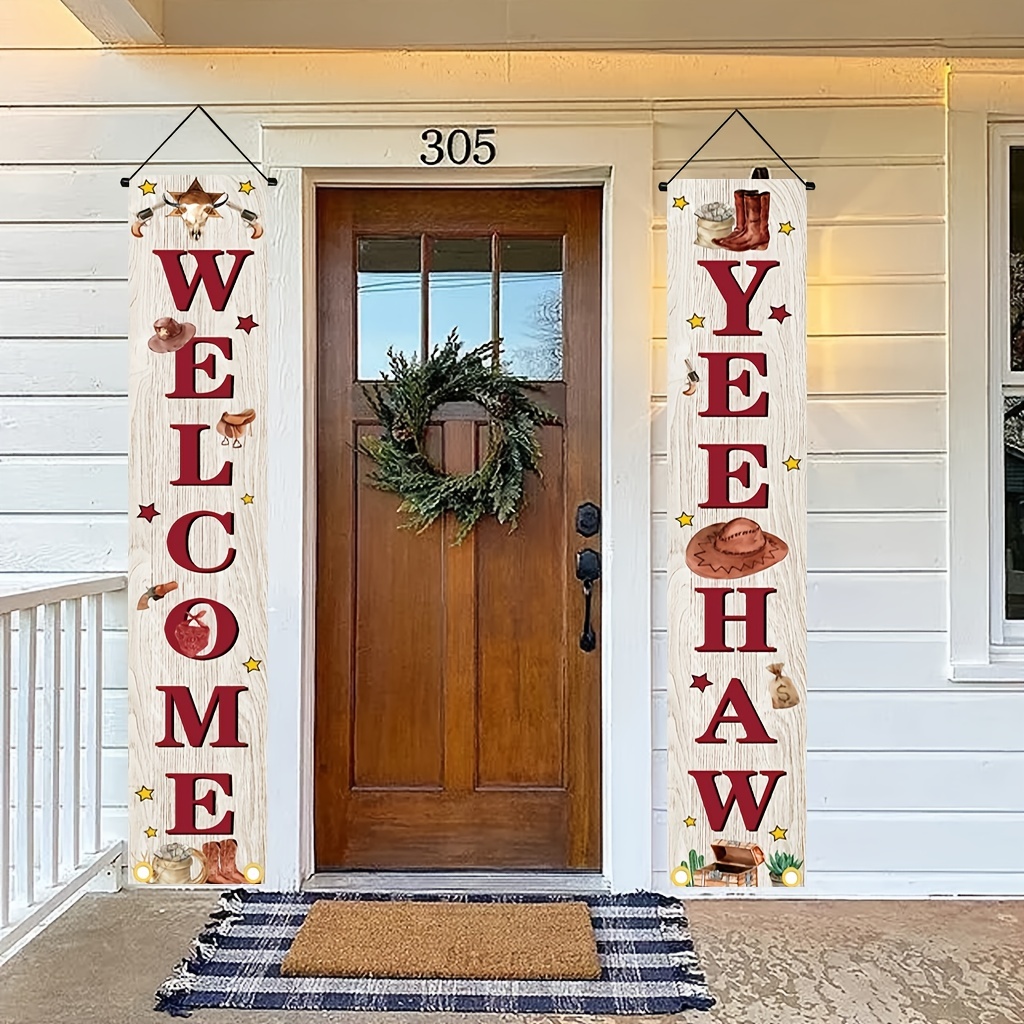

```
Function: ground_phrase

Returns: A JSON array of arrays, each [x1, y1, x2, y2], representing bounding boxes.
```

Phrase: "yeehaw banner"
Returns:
[[128, 174, 267, 887], [667, 180, 807, 889]]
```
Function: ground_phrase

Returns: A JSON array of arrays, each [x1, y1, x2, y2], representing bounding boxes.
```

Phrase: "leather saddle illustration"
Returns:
[[217, 409, 257, 447]]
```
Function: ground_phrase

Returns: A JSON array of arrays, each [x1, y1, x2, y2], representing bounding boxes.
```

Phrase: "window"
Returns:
[[355, 233, 564, 381], [998, 149, 1024, 640]]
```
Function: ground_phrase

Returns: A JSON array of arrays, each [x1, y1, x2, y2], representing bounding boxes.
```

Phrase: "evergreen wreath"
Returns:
[[359, 330, 558, 543]]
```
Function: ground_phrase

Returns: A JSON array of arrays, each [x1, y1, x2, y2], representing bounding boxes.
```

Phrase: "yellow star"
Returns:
[[135, 786, 154, 802], [779, 221, 794, 235], [770, 825, 788, 841], [138, 180, 157, 195], [144, 827, 158, 839], [783, 456, 801, 471], [673, 196, 688, 210], [684, 816, 697, 828], [675, 512, 694, 528], [239, 180, 255, 195], [243, 657, 262, 673], [687, 314, 705, 330], [241, 493, 254, 504]]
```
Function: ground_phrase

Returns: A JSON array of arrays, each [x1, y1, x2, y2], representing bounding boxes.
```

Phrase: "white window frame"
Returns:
[[990, 127, 1024, 647], [949, 106, 1024, 681]]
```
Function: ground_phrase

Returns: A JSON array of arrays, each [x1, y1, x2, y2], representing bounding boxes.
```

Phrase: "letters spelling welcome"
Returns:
[[687, 256, 794, 835], [148, 247, 255, 839]]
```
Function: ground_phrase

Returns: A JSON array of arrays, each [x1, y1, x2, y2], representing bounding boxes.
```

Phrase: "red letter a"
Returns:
[[154, 249, 253, 312], [689, 769, 787, 832], [694, 677, 777, 745], [698, 259, 779, 336]]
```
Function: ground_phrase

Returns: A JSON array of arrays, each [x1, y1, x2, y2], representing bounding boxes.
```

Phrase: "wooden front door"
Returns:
[[315, 187, 602, 870]]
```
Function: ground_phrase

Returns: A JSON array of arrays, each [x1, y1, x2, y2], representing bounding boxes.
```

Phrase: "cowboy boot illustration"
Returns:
[[715, 191, 759, 250], [202, 841, 230, 884], [750, 190, 771, 250], [716, 191, 771, 251], [711, 189, 754, 248], [217, 838, 248, 884]]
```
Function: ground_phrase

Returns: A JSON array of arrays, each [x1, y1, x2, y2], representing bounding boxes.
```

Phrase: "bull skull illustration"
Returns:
[[130, 177, 264, 240], [162, 178, 230, 241]]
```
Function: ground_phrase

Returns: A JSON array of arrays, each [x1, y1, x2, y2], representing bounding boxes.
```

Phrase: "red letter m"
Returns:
[[689, 769, 787, 832], [154, 249, 253, 312], [156, 685, 248, 748]]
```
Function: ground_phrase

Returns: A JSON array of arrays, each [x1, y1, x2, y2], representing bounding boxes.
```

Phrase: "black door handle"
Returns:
[[576, 548, 601, 652]]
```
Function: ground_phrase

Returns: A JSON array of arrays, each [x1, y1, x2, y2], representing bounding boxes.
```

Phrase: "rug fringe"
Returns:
[[154, 887, 250, 1017]]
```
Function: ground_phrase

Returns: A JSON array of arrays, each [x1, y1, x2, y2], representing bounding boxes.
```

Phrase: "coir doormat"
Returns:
[[281, 898, 601, 979], [155, 889, 716, 1017]]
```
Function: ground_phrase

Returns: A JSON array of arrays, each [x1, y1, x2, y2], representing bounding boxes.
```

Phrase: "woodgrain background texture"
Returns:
[[667, 180, 807, 887], [128, 173, 267, 884]]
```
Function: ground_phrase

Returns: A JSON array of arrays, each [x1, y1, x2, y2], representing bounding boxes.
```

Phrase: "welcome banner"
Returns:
[[666, 180, 807, 888], [128, 174, 268, 887]]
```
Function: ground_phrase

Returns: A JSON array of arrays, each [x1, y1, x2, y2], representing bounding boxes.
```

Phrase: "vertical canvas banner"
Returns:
[[667, 180, 807, 888], [128, 175, 267, 886]]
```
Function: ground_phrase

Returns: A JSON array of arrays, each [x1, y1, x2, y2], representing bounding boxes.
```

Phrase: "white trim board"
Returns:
[[948, 90, 1024, 678], [262, 114, 654, 893]]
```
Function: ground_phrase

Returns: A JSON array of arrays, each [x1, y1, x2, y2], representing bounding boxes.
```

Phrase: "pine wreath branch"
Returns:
[[358, 329, 558, 543]]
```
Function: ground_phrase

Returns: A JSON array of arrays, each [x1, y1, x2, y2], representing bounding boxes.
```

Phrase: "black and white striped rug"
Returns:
[[155, 889, 715, 1017]]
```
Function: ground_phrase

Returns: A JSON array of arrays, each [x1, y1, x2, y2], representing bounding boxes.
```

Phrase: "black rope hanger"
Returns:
[[659, 109, 815, 192], [120, 105, 277, 187]]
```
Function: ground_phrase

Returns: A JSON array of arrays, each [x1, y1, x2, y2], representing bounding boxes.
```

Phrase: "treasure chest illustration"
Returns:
[[691, 840, 765, 887]]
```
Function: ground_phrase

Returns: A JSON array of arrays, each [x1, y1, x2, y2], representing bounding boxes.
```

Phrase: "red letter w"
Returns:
[[689, 769, 787, 832], [155, 685, 248, 748], [154, 249, 253, 312]]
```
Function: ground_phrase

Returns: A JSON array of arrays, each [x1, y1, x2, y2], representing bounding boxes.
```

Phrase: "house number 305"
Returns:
[[419, 127, 497, 166]]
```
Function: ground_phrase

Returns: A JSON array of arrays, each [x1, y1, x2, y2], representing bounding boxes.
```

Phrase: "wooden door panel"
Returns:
[[315, 187, 602, 870], [340, 791, 568, 868], [352, 424, 445, 790], [476, 423, 567, 790]]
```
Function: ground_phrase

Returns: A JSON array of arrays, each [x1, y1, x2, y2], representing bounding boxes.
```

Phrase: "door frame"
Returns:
[[261, 111, 654, 891]]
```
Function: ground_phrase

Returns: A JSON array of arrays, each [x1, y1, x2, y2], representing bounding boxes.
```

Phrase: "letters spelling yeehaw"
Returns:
[[667, 181, 807, 888], [128, 177, 267, 886]]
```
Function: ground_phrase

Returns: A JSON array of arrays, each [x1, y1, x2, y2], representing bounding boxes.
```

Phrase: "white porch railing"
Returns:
[[0, 574, 127, 957]]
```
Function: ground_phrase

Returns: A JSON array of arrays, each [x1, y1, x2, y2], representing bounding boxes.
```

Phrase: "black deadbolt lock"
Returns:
[[576, 502, 601, 538]]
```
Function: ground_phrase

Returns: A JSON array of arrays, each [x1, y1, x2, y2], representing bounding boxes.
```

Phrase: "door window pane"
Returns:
[[428, 238, 492, 350], [357, 237, 421, 379], [500, 238, 563, 380]]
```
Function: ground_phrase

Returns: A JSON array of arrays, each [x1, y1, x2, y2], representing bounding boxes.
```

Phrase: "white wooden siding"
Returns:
[[0, 32, 1020, 893], [651, 100, 1024, 897]]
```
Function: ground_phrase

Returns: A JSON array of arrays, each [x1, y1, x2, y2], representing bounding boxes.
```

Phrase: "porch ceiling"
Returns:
[[61, 0, 1024, 53]]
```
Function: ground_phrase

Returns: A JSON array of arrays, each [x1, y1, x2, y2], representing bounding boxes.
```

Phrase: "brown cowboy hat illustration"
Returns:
[[685, 516, 789, 580], [149, 317, 196, 354]]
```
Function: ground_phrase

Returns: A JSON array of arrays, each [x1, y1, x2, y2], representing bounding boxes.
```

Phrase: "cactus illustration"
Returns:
[[767, 851, 803, 877], [687, 849, 705, 877]]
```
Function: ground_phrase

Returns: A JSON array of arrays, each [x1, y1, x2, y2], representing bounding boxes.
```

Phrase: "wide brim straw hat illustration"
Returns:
[[148, 317, 196, 354], [685, 516, 789, 580]]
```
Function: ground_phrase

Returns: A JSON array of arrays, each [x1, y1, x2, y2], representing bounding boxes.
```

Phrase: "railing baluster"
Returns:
[[1, 613, 12, 928], [60, 599, 82, 874], [15, 606, 37, 909], [82, 594, 103, 855], [40, 603, 61, 888], [0, 574, 124, 953]]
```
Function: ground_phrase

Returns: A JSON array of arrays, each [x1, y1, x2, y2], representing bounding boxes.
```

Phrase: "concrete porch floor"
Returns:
[[1, 891, 1023, 1024]]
